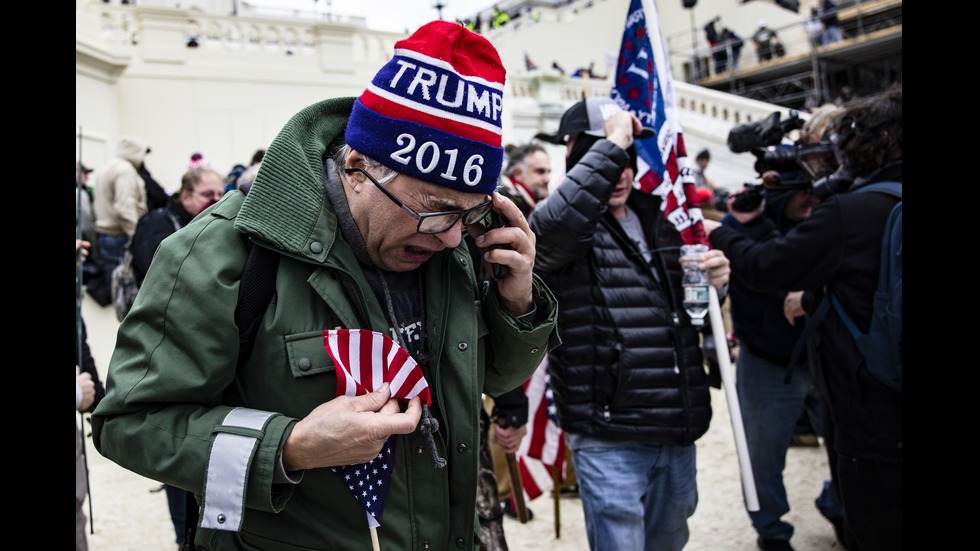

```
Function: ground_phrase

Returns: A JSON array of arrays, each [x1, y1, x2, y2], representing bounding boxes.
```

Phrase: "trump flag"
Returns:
[[611, 0, 707, 246], [323, 329, 433, 528]]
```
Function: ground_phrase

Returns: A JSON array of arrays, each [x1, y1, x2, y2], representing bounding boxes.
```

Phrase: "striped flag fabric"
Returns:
[[324, 329, 432, 405], [611, 0, 707, 246], [516, 357, 566, 500], [322, 329, 433, 528]]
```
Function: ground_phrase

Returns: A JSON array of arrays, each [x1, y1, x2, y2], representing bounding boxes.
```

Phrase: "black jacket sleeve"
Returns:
[[490, 386, 529, 429], [76, 318, 106, 412]]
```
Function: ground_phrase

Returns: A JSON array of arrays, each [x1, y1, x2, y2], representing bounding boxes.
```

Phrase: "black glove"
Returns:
[[491, 386, 529, 428]]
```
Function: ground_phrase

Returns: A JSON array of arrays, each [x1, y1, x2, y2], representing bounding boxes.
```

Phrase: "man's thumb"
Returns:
[[353, 382, 392, 412]]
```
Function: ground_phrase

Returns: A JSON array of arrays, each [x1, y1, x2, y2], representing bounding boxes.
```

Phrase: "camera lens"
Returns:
[[752, 147, 800, 175]]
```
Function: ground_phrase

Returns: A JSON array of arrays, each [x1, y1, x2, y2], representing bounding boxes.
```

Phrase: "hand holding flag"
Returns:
[[322, 329, 434, 537]]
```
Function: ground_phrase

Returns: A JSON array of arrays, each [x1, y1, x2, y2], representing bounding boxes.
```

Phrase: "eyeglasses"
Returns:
[[344, 168, 493, 234], [195, 190, 224, 201]]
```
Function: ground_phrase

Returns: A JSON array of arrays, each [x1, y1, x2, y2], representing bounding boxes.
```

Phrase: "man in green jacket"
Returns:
[[92, 21, 559, 551]]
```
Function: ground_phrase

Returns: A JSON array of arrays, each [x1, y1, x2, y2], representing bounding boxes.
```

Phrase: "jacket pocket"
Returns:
[[285, 331, 336, 378]]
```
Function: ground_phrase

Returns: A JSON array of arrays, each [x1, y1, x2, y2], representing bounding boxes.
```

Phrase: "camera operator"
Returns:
[[717, 134, 841, 550], [705, 85, 902, 551]]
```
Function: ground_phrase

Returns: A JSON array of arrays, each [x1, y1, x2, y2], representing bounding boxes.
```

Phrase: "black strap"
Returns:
[[234, 243, 280, 364], [784, 291, 830, 384], [181, 490, 198, 551]]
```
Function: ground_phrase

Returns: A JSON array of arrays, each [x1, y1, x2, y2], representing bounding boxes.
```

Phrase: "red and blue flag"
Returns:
[[611, 0, 707, 245]]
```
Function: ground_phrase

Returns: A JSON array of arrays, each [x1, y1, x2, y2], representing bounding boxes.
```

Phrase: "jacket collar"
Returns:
[[235, 97, 356, 260]]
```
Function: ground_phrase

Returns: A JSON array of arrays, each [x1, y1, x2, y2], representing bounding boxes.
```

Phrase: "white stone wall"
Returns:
[[77, 0, 799, 192]]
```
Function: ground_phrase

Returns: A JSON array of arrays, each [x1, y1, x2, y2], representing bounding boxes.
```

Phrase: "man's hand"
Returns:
[[474, 193, 537, 317], [76, 239, 90, 269], [282, 383, 423, 471], [703, 219, 722, 236], [700, 249, 731, 290], [77, 365, 95, 412], [726, 188, 765, 224], [784, 290, 806, 326], [491, 424, 527, 454], [603, 110, 643, 151]]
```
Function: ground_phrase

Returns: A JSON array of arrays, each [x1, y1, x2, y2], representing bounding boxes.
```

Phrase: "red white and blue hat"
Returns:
[[345, 21, 506, 196]]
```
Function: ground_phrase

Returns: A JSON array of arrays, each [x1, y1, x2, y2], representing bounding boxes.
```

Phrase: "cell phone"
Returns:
[[488, 211, 511, 279]]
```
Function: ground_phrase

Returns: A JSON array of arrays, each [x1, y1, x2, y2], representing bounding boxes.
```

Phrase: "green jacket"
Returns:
[[92, 97, 559, 550]]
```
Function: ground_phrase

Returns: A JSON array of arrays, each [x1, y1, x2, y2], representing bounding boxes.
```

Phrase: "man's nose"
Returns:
[[434, 220, 464, 249]]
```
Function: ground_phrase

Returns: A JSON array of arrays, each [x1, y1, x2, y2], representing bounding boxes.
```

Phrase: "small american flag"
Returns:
[[516, 357, 566, 500], [323, 329, 433, 528]]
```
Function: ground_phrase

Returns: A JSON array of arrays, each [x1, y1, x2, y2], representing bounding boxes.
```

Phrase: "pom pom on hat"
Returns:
[[188, 152, 209, 171], [345, 21, 506, 196]]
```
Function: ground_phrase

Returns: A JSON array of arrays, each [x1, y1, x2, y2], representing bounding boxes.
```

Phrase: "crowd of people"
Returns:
[[703, 1, 845, 78], [76, 19, 900, 551]]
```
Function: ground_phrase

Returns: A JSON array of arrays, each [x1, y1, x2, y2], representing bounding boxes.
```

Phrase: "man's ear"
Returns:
[[344, 150, 367, 191], [511, 166, 523, 181], [344, 149, 364, 170]]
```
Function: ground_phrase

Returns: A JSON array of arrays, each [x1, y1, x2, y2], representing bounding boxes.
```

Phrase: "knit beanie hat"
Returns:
[[345, 20, 506, 196]]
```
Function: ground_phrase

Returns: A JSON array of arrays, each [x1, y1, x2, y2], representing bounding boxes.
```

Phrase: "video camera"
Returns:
[[727, 110, 805, 154], [724, 109, 852, 212]]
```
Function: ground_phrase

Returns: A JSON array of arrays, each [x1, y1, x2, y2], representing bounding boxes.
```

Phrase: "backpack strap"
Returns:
[[162, 209, 182, 233], [784, 291, 830, 384], [232, 181, 280, 366], [234, 242, 279, 365], [855, 181, 902, 201]]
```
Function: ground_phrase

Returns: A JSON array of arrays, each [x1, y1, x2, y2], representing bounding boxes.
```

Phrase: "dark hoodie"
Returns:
[[720, 179, 809, 365]]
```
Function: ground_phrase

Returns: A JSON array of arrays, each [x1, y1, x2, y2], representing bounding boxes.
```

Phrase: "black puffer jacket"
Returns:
[[529, 139, 711, 446]]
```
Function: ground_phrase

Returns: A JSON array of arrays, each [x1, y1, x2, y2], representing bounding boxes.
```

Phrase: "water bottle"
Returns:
[[680, 244, 710, 325]]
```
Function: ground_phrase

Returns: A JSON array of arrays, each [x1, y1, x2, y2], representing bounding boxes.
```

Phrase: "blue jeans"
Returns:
[[97, 233, 129, 276], [821, 26, 842, 45], [572, 444, 697, 551], [164, 484, 187, 545], [737, 344, 837, 541]]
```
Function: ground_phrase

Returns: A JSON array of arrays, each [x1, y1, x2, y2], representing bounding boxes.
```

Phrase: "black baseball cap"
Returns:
[[536, 97, 656, 145]]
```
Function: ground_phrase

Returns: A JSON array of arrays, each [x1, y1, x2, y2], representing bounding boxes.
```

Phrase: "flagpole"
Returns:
[[552, 465, 561, 539], [708, 287, 759, 511]]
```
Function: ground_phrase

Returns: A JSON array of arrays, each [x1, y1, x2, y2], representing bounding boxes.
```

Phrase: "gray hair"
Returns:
[[332, 144, 398, 185]]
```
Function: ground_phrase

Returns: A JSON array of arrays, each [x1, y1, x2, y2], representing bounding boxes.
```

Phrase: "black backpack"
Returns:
[[111, 209, 181, 322], [788, 182, 902, 392]]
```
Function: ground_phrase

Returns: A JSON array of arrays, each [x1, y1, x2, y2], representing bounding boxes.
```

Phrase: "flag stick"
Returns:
[[708, 287, 759, 511], [506, 452, 529, 523], [552, 464, 560, 539], [370, 527, 381, 551]]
